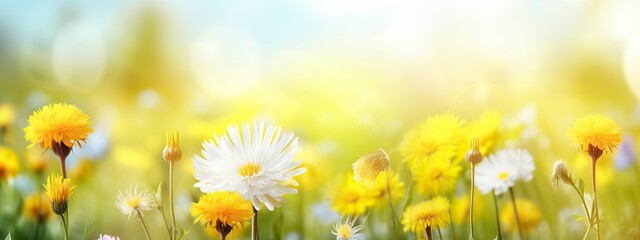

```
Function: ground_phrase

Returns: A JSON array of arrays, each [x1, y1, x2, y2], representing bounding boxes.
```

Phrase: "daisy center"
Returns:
[[127, 197, 142, 208], [238, 163, 261, 177], [337, 225, 352, 238], [498, 172, 509, 181]]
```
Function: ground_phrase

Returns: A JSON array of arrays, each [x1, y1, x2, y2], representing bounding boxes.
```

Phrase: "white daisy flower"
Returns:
[[115, 185, 156, 218], [332, 216, 365, 240], [97, 234, 120, 240], [193, 122, 306, 211], [474, 148, 535, 195]]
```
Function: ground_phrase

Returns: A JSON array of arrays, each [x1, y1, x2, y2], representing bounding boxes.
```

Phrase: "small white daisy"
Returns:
[[332, 216, 365, 240], [193, 122, 306, 211], [474, 148, 534, 195], [97, 234, 120, 240], [115, 185, 156, 218]]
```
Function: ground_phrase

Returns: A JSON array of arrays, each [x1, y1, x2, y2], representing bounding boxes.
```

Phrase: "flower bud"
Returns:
[[464, 138, 483, 165], [551, 160, 573, 188], [163, 131, 182, 162]]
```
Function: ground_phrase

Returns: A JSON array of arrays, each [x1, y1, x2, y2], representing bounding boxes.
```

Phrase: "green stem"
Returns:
[[35, 221, 41, 240], [591, 158, 601, 240], [251, 207, 259, 240], [437, 227, 443, 240], [493, 191, 502, 240], [470, 164, 476, 240], [158, 207, 172, 236], [60, 214, 69, 240], [169, 162, 177, 240], [136, 208, 153, 240], [509, 188, 524, 240], [448, 208, 455, 240], [570, 184, 592, 240], [386, 169, 398, 240]]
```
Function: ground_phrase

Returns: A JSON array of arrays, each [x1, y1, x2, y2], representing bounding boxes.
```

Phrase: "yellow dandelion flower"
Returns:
[[163, 131, 182, 162], [412, 157, 461, 196], [332, 175, 376, 216], [451, 193, 485, 224], [0, 146, 20, 183], [353, 148, 390, 187], [400, 114, 464, 170], [24, 103, 93, 150], [568, 114, 622, 160], [22, 192, 52, 223], [500, 199, 542, 234], [191, 191, 254, 238], [464, 111, 502, 154], [0, 103, 16, 127], [43, 173, 75, 215], [368, 171, 404, 205], [402, 197, 450, 233]]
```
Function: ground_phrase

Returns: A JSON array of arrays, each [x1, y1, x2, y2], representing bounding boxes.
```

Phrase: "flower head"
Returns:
[[115, 185, 156, 218], [412, 157, 461, 195], [352, 148, 389, 187], [474, 148, 534, 195], [24, 103, 93, 150], [402, 197, 450, 233], [500, 199, 542, 234], [163, 131, 182, 162], [369, 171, 404, 205], [332, 175, 376, 216], [568, 114, 622, 160], [551, 160, 574, 188], [332, 216, 365, 240], [0, 103, 16, 127], [22, 192, 52, 223], [43, 173, 75, 215], [191, 191, 254, 236], [97, 234, 120, 240], [193, 122, 305, 211], [464, 111, 502, 154], [0, 146, 20, 183], [400, 114, 463, 170]]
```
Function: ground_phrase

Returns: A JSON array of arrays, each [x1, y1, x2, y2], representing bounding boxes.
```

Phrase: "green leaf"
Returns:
[[577, 179, 585, 195], [177, 226, 190, 240], [155, 182, 163, 209], [573, 214, 587, 223], [4, 233, 11, 240]]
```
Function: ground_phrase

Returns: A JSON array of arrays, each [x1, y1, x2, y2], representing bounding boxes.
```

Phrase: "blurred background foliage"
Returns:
[[2, 0, 640, 239]]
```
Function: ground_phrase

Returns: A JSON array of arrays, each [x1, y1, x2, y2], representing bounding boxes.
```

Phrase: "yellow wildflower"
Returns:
[[402, 197, 450, 233], [400, 114, 464, 170], [500, 199, 542, 234], [43, 173, 75, 215], [368, 171, 405, 205], [23, 192, 52, 223], [24, 103, 93, 150], [332, 175, 376, 216], [412, 157, 461, 196], [0, 103, 16, 127], [463, 111, 502, 154], [191, 191, 254, 238], [0, 146, 19, 183], [568, 114, 622, 160]]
